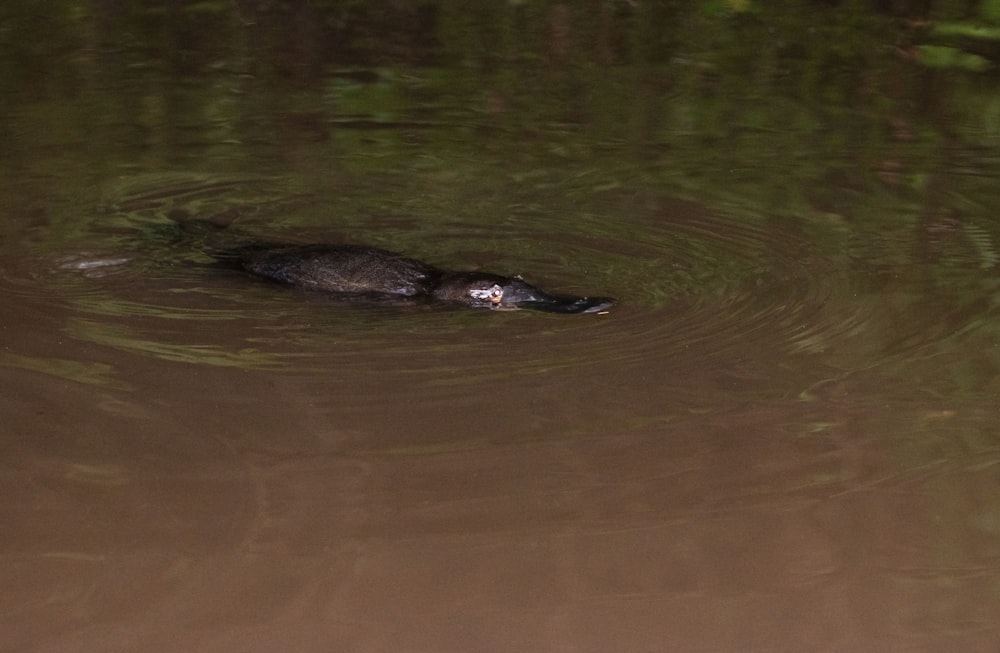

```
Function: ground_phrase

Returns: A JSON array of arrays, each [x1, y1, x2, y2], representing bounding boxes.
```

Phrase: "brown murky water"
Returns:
[[3, 175, 999, 652], [4, 3, 1000, 650]]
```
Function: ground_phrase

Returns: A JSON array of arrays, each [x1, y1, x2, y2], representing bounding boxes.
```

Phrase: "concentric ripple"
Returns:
[[470, 197, 861, 371], [2, 177, 871, 396]]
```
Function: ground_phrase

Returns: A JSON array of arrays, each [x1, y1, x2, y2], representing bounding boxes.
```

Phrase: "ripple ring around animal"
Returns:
[[188, 221, 617, 315]]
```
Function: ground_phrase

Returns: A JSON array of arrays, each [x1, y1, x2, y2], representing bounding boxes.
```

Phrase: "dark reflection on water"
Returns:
[[4, 3, 1000, 651]]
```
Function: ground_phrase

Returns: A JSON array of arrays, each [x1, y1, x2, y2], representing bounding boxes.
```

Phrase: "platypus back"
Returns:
[[239, 244, 438, 298]]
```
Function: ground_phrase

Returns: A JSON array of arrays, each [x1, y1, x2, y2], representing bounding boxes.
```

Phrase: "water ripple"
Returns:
[[0, 180, 881, 394]]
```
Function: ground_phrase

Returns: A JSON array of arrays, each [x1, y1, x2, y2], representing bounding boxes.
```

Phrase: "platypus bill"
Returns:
[[230, 243, 616, 314]]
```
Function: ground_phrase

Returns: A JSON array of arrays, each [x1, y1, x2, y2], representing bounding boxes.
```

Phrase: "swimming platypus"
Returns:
[[229, 242, 616, 314]]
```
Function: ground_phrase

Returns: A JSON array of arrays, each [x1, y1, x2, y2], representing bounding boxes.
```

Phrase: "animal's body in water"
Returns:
[[214, 238, 616, 315]]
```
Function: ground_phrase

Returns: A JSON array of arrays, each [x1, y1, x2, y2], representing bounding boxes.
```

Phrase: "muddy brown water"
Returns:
[[2, 174, 998, 652]]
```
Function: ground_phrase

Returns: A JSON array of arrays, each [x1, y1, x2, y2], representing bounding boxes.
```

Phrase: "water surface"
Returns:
[[3, 3, 1000, 651]]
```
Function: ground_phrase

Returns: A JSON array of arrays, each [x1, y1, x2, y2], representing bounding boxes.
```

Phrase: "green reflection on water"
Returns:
[[64, 318, 286, 370], [69, 294, 247, 321], [4, 1, 1000, 226], [0, 352, 129, 390]]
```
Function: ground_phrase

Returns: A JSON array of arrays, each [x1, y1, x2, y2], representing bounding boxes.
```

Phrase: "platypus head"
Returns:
[[434, 273, 615, 314]]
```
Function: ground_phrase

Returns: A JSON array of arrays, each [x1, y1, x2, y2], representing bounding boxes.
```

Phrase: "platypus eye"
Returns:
[[469, 284, 504, 304]]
